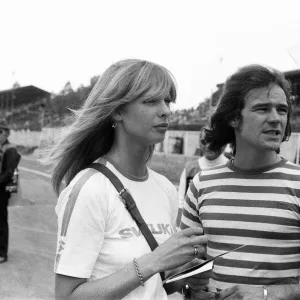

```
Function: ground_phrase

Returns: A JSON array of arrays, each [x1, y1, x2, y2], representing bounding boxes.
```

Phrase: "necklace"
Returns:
[[103, 155, 149, 181]]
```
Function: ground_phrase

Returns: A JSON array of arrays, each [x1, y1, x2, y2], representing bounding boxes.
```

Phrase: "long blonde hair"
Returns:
[[50, 59, 177, 194]]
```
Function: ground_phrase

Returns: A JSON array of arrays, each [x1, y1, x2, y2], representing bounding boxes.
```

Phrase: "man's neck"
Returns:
[[233, 150, 280, 170]]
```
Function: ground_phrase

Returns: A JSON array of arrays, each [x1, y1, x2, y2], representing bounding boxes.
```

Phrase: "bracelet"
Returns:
[[133, 258, 145, 287], [263, 285, 267, 300]]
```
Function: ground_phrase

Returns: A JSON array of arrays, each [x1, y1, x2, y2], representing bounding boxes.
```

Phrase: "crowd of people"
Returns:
[[1, 58, 300, 300]]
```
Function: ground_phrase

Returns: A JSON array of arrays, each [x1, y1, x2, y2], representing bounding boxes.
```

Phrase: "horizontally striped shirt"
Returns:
[[180, 158, 300, 289]]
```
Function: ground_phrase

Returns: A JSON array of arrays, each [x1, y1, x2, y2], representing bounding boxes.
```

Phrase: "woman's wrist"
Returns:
[[135, 253, 162, 280]]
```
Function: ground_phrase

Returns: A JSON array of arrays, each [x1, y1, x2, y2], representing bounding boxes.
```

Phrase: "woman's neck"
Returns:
[[105, 144, 150, 178]]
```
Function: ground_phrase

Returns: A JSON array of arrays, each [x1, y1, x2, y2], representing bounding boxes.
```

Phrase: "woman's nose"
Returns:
[[159, 101, 171, 117]]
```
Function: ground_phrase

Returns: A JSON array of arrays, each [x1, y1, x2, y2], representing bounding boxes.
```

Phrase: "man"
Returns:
[[176, 126, 228, 226], [180, 65, 300, 299], [0, 120, 20, 263]]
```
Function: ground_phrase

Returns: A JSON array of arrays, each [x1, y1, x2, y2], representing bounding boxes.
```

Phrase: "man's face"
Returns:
[[234, 85, 288, 154], [0, 129, 9, 144]]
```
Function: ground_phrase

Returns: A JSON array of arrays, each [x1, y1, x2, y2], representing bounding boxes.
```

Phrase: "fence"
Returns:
[[8, 128, 300, 164]]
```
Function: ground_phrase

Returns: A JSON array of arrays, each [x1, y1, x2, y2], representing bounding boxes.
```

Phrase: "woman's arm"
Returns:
[[55, 252, 156, 300], [55, 227, 208, 300]]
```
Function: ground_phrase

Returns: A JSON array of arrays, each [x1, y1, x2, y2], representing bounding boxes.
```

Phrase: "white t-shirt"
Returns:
[[54, 159, 178, 300], [178, 154, 228, 208]]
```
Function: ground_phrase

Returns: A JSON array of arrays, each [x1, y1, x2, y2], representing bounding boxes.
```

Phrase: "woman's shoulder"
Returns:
[[56, 166, 118, 211], [148, 168, 177, 193]]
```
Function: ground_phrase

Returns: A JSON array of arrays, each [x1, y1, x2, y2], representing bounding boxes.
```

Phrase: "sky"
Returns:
[[1, 0, 300, 110]]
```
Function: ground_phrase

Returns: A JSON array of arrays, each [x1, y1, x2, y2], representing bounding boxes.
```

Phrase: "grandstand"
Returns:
[[0, 85, 50, 130]]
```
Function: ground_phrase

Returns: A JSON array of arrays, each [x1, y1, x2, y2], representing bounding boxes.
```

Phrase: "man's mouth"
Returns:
[[264, 130, 280, 136]]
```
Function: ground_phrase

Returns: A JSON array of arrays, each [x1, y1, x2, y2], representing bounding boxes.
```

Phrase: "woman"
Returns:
[[50, 59, 208, 300]]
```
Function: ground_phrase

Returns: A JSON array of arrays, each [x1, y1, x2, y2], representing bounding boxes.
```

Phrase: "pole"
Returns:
[[296, 134, 300, 165]]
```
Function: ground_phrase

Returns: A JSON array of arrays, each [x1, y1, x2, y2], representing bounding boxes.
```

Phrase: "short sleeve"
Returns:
[[54, 171, 108, 278], [180, 175, 202, 230]]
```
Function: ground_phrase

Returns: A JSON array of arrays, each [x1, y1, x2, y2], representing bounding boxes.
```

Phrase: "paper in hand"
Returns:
[[163, 244, 247, 284]]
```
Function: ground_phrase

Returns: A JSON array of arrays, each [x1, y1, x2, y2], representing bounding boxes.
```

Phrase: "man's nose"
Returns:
[[268, 108, 281, 122]]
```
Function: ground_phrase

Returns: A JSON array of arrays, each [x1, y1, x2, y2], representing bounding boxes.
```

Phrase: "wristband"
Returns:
[[263, 285, 267, 300]]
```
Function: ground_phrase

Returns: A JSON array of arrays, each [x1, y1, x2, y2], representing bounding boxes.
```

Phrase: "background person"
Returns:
[[49, 59, 209, 300], [0, 120, 20, 263], [180, 64, 300, 300], [176, 126, 228, 227]]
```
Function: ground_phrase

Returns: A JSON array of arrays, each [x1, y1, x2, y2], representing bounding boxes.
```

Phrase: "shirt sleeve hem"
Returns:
[[55, 266, 92, 278]]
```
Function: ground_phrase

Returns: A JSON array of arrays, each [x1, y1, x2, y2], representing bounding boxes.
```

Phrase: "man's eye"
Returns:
[[278, 108, 288, 114]]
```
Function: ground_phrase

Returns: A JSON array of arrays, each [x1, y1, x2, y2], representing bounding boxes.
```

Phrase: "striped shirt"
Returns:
[[180, 158, 300, 289]]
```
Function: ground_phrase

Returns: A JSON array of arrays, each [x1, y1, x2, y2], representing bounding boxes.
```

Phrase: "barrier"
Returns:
[[8, 128, 300, 164]]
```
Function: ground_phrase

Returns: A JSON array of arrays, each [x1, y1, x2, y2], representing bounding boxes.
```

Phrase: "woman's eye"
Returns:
[[145, 99, 156, 104], [164, 99, 171, 106]]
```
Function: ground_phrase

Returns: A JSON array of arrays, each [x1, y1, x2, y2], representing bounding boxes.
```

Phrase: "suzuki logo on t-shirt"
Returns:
[[119, 223, 175, 238]]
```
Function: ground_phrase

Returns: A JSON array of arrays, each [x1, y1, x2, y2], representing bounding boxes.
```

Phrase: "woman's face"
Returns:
[[118, 91, 172, 146]]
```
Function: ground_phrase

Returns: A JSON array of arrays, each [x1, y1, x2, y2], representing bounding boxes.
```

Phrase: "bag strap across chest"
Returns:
[[89, 162, 165, 281]]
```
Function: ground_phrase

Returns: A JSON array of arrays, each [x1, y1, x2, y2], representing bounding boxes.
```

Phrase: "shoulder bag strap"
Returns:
[[89, 163, 165, 281]]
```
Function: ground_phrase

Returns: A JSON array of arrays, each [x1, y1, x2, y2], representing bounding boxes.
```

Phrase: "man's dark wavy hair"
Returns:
[[205, 64, 292, 155]]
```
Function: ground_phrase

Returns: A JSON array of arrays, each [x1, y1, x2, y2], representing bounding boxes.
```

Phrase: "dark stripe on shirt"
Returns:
[[213, 272, 299, 285], [208, 241, 300, 255], [206, 228, 300, 240], [182, 208, 201, 224], [202, 199, 300, 214], [200, 171, 300, 182], [201, 213, 299, 227], [199, 185, 300, 199], [211, 259, 300, 270]]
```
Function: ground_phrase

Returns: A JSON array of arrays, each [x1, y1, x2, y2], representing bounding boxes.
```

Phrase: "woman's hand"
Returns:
[[150, 227, 208, 273]]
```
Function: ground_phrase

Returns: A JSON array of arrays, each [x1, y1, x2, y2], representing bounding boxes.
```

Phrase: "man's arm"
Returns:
[[180, 178, 202, 230], [0, 148, 20, 187], [219, 284, 300, 300]]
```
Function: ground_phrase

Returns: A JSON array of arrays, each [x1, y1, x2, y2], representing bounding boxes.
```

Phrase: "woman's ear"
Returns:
[[112, 109, 123, 122], [229, 118, 239, 128]]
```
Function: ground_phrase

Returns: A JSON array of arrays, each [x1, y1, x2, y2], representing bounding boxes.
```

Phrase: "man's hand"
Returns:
[[184, 265, 213, 299], [218, 285, 263, 300]]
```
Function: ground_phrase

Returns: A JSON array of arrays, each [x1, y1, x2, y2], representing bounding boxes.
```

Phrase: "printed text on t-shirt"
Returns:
[[119, 223, 175, 238]]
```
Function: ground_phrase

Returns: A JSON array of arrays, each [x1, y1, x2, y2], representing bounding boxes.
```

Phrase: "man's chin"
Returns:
[[262, 142, 281, 152]]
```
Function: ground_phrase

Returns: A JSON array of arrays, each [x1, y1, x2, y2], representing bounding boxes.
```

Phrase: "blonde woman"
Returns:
[[50, 59, 209, 300]]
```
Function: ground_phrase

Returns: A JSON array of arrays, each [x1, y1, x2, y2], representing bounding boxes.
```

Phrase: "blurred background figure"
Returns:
[[172, 136, 184, 154], [176, 126, 228, 226], [0, 120, 21, 263]]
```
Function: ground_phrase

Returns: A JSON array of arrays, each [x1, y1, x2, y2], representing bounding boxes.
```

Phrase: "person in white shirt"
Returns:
[[48, 59, 209, 300], [177, 126, 228, 226]]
